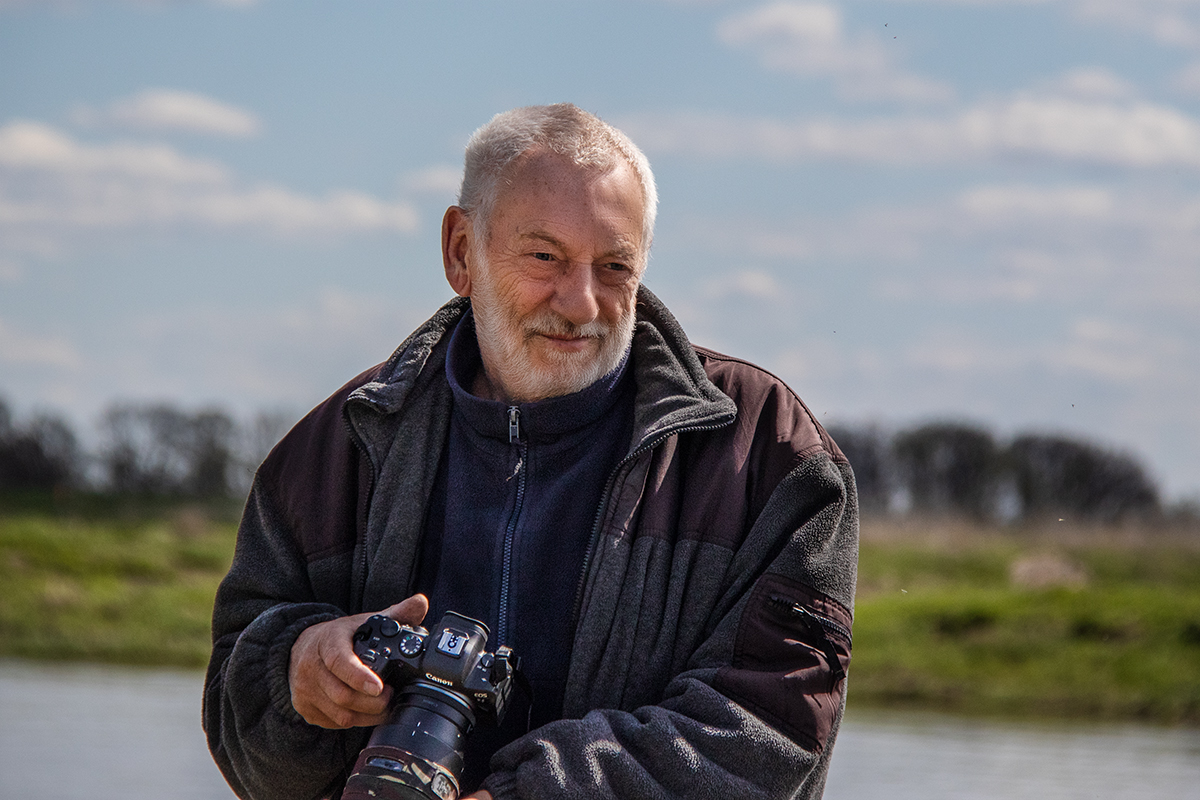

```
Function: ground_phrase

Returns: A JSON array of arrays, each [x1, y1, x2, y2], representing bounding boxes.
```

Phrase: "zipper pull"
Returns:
[[508, 406, 521, 443], [768, 594, 849, 688]]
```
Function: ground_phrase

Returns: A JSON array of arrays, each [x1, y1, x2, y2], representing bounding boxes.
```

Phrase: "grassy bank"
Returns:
[[852, 517, 1200, 724], [2, 509, 1198, 723], [0, 508, 237, 667]]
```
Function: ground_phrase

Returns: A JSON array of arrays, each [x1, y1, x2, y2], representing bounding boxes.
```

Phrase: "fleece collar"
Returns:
[[346, 285, 737, 458]]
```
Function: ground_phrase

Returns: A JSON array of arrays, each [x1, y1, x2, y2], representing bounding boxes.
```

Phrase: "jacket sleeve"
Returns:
[[481, 449, 858, 800], [202, 473, 370, 800], [204, 368, 381, 800]]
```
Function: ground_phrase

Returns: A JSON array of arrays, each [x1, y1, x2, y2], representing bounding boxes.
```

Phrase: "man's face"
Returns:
[[463, 151, 647, 403]]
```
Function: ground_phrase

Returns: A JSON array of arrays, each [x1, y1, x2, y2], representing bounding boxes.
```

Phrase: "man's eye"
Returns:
[[533, 252, 554, 261], [606, 263, 630, 273]]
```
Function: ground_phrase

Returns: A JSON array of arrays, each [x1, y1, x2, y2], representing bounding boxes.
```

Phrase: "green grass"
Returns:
[[850, 517, 1200, 724], [0, 508, 236, 667], [2, 508, 1199, 724]]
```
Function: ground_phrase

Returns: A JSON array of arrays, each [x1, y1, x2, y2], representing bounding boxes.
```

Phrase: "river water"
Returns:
[[2, 660, 1198, 799]]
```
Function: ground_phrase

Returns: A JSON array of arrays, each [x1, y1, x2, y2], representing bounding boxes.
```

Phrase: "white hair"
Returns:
[[458, 103, 658, 255]]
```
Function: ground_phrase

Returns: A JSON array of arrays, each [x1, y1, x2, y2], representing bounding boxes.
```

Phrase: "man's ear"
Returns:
[[442, 206, 474, 298]]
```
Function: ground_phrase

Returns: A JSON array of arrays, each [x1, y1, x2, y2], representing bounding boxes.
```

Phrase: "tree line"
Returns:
[[0, 396, 1187, 524], [0, 397, 292, 501], [826, 421, 1166, 523]]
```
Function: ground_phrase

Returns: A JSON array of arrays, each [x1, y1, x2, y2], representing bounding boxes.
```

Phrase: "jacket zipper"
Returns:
[[498, 406, 526, 646], [570, 419, 733, 628], [341, 411, 376, 613], [768, 595, 853, 643], [767, 594, 851, 687]]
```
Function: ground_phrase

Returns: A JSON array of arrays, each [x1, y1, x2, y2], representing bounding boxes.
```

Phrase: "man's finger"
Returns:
[[380, 593, 429, 626], [315, 668, 393, 719], [322, 625, 387, 696], [306, 695, 388, 730]]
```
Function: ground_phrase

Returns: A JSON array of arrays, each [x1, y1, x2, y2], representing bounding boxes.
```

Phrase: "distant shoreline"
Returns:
[[3, 509, 1198, 725]]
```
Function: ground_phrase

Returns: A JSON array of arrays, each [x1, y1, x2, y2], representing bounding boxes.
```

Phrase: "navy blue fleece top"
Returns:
[[415, 311, 634, 788]]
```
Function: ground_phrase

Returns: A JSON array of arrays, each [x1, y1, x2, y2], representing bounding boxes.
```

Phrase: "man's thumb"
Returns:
[[380, 593, 430, 627]]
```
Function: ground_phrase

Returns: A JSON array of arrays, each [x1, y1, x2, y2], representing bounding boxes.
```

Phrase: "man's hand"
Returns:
[[289, 594, 430, 729]]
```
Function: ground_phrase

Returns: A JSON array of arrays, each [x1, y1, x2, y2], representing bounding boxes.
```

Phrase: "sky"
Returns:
[[1, 0, 1198, 502]]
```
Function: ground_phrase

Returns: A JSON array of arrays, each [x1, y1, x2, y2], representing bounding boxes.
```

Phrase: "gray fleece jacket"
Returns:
[[203, 286, 859, 800]]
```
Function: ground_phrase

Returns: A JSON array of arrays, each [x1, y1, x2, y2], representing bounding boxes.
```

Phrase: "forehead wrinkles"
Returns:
[[490, 152, 642, 221], [514, 224, 642, 258], [491, 168, 646, 270]]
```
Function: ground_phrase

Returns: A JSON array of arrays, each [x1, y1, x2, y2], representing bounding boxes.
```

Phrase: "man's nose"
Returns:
[[551, 262, 600, 326]]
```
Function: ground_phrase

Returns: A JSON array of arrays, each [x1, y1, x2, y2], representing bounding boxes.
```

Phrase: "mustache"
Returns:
[[522, 312, 611, 341]]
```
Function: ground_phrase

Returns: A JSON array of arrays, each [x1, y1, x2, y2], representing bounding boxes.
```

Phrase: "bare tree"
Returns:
[[1007, 434, 1158, 522], [102, 404, 187, 494], [99, 403, 237, 497], [188, 410, 237, 498], [228, 409, 297, 496], [0, 398, 80, 492], [826, 424, 894, 514], [894, 422, 1001, 520]]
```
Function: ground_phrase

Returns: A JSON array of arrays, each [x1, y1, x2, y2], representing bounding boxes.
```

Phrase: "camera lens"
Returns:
[[341, 685, 474, 800]]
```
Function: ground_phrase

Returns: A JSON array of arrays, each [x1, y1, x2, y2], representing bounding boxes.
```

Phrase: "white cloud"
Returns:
[[719, 2, 846, 59], [894, 315, 1191, 389], [99, 287, 424, 411], [0, 120, 419, 237], [621, 94, 1200, 168], [0, 0, 258, 8], [1049, 317, 1175, 381], [1034, 66, 1138, 100], [1072, 0, 1200, 48], [903, 333, 1015, 374], [672, 180, 1200, 315], [1173, 60, 1200, 94], [701, 269, 789, 301], [0, 317, 80, 368], [0, 285, 431, 430], [0, 257, 22, 282], [884, 0, 1200, 49], [957, 184, 1115, 222], [402, 165, 462, 197], [0, 120, 228, 183], [717, 1, 953, 103], [919, 186, 1200, 310], [73, 89, 263, 138]]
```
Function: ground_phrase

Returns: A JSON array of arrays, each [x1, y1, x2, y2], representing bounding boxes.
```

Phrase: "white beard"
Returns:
[[469, 252, 636, 402]]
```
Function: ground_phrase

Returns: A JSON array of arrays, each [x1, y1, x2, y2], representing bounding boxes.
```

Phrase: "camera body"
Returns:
[[341, 611, 516, 800]]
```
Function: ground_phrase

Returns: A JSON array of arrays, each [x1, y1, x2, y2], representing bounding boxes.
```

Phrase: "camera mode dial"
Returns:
[[352, 615, 429, 679]]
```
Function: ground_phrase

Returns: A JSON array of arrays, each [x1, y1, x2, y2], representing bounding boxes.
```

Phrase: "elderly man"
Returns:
[[204, 104, 858, 800]]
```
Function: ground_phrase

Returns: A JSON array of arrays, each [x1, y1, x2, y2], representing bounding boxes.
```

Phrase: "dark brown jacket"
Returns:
[[204, 287, 858, 800]]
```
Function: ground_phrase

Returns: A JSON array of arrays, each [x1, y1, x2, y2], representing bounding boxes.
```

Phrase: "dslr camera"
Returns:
[[341, 611, 517, 800]]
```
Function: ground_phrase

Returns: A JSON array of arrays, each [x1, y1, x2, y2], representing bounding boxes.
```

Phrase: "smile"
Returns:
[[535, 332, 598, 350]]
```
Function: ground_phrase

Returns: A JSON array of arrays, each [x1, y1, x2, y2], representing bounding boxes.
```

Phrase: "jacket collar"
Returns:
[[625, 287, 737, 454], [346, 285, 737, 457]]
